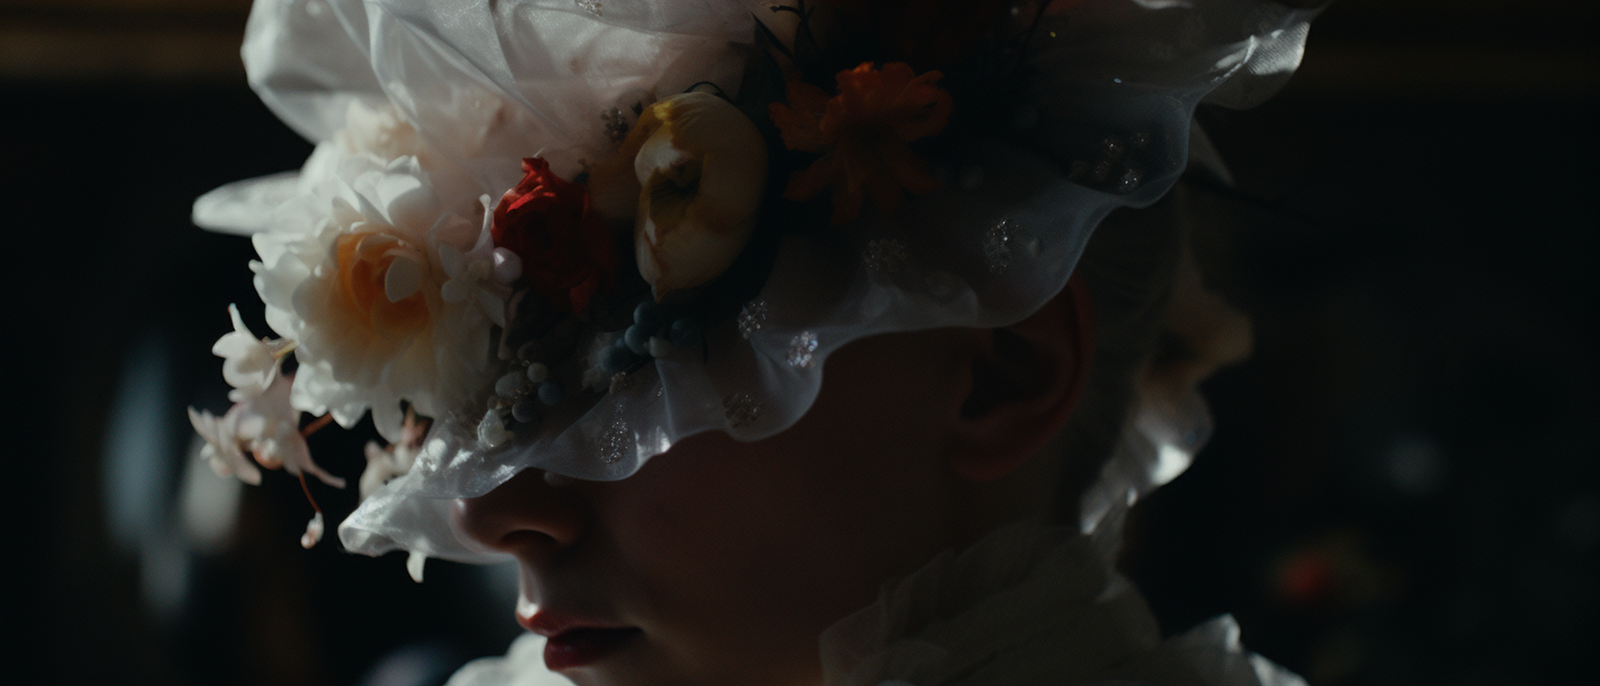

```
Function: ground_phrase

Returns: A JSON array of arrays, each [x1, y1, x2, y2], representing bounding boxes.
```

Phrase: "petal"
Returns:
[[492, 248, 522, 284], [783, 155, 842, 203], [882, 142, 944, 195], [437, 242, 465, 277], [283, 431, 347, 488], [384, 254, 424, 303]]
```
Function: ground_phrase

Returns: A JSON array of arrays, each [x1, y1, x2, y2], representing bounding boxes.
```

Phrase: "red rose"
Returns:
[[492, 157, 617, 315]]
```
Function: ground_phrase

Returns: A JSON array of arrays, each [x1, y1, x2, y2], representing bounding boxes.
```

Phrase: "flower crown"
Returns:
[[190, 0, 1316, 575]]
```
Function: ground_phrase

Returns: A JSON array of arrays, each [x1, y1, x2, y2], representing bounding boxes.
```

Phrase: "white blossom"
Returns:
[[438, 195, 513, 328], [252, 155, 497, 441], [211, 303, 290, 402], [301, 512, 325, 549], [188, 406, 261, 486], [187, 372, 347, 489]]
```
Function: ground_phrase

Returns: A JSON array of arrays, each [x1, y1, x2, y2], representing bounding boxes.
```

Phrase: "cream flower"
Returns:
[[187, 372, 345, 489], [630, 92, 768, 298], [189, 405, 260, 485], [212, 303, 290, 402], [297, 101, 427, 194], [439, 195, 515, 328], [335, 100, 425, 163], [298, 95, 512, 200], [252, 155, 497, 441]]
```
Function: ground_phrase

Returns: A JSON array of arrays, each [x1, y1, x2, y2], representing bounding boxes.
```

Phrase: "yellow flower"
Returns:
[[629, 92, 768, 299]]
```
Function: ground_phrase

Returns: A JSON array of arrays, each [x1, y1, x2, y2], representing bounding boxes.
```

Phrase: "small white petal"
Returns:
[[492, 248, 522, 284], [300, 512, 325, 549], [356, 228, 395, 249], [438, 242, 465, 277], [375, 165, 437, 229], [407, 550, 427, 583], [440, 279, 470, 304], [476, 289, 507, 328], [384, 254, 424, 302], [227, 303, 249, 335]]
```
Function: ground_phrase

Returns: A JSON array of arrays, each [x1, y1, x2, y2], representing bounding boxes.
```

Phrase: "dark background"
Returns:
[[4, 1, 1595, 684]]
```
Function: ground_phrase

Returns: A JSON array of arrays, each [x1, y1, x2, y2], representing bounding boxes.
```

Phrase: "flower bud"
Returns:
[[632, 92, 767, 299]]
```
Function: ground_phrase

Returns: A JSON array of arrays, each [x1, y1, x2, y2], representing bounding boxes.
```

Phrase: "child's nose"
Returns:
[[452, 468, 589, 558]]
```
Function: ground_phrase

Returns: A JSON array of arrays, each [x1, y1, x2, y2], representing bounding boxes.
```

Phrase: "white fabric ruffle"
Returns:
[[817, 520, 1305, 686]]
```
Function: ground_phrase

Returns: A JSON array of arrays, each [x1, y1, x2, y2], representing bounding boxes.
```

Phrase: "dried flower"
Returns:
[[187, 372, 346, 489], [769, 62, 952, 224]]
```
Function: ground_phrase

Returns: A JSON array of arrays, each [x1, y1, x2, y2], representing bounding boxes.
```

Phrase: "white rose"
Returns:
[[252, 156, 496, 441]]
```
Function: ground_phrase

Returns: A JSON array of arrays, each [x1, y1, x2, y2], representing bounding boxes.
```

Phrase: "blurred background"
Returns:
[[3, 0, 1595, 684]]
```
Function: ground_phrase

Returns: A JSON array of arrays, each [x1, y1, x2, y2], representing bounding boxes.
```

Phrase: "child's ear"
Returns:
[[947, 274, 1095, 482]]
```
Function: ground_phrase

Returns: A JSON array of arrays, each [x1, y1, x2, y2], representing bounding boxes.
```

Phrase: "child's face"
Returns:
[[454, 329, 978, 686]]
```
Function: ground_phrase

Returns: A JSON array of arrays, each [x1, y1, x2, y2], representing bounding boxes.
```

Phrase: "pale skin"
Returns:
[[453, 280, 1094, 686]]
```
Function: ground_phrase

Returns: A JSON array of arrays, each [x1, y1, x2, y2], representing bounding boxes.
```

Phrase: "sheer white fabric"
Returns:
[[194, 0, 1318, 562]]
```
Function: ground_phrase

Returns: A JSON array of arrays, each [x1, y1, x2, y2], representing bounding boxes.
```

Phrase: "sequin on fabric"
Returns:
[[599, 420, 628, 464], [1067, 132, 1148, 194], [738, 300, 769, 339], [722, 393, 762, 428], [576, 0, 603, 18], [984, 219, 1016, 274], [601, 107, 628, 141], [787, 332, 819, 369], [864, 238, 910, 275]]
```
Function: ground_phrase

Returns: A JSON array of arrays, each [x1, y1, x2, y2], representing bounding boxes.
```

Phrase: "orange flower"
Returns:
[[769, 62, 952, 224]]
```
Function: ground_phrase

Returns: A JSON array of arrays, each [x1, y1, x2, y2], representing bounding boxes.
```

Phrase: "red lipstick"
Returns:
[[519, 610, 641, 670], [542, 627, 643, 670]]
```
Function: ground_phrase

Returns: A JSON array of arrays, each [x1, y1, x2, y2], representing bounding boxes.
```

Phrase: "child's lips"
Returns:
[[519, 607, 643, 670], [542, 626, 644, 670]]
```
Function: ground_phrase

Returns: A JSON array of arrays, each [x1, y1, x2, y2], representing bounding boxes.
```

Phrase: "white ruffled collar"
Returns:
[[817, 520, 1307, 686]]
